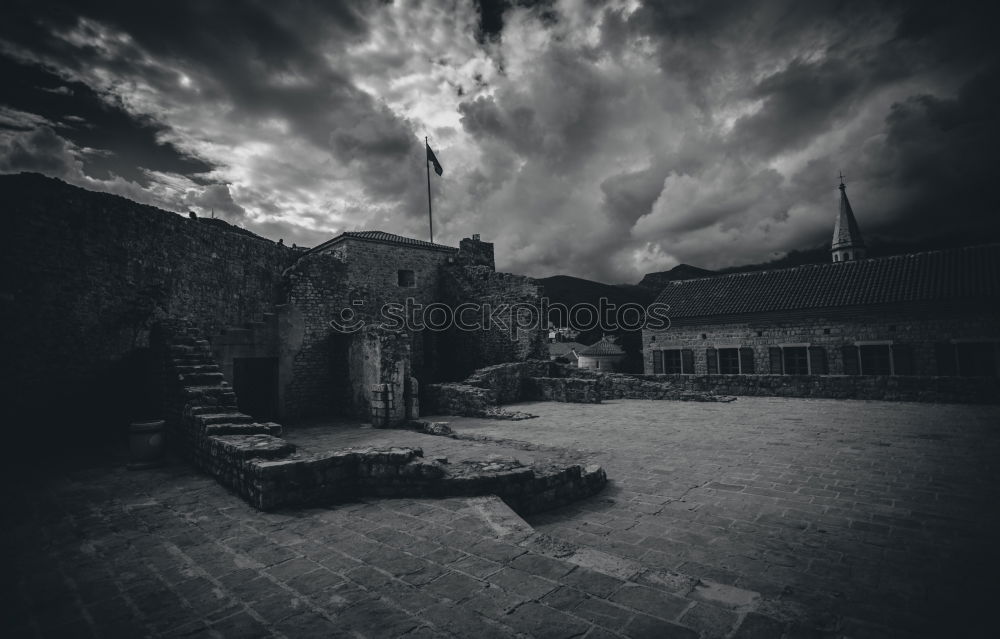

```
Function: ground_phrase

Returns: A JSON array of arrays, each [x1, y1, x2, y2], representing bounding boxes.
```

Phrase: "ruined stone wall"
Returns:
[[437, 266, 548, 382], [572, 369, 1000, 404], [426, 360, 999, 411], [643, 302, 1000, 377], [281, 239, 453, 419], [0, 173, 294, 442]]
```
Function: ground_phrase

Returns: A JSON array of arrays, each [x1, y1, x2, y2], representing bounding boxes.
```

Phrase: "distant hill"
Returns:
[[535, 275, 655, 373], [637, 264, 716, 290], [536, 274, 656, 309]]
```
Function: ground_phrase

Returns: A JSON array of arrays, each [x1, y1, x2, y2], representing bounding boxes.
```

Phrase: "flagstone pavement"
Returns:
[[5, 397, 1000, 638]]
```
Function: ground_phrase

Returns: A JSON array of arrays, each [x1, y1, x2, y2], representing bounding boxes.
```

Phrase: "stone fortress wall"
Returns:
[[1, 173, 295, 443]]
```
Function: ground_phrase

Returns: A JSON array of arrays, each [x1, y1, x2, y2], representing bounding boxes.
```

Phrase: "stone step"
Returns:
[[203, 422, 282, 437], [169, 356, 213, 366], [206, 434, 296, 461], [179, 372, 226, 385], [169, 344, 212, 356], [196, 412, 254, 426], [174, 364, 221, 375], [182, 385, 237, 404], [187, 404, 228, 416]]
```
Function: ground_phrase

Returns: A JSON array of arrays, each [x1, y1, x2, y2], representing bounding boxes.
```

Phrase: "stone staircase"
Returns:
[[152, 319, 286, 477]]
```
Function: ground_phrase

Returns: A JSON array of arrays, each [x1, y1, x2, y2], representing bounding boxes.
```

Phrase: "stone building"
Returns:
[[576, 336, 626, 371], [206, 230, 546, 424], [1, 174, 544, 444], [643, 184, 1000, 380]]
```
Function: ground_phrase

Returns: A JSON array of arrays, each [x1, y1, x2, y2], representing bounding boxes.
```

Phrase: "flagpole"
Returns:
[[425, 136, 434, 243]]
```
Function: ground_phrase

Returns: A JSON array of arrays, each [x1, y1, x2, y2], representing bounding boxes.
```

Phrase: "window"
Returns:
[[769, 345, 827, 375], [783, 347, 809, 375], [843, 343, 916, 376], [859, 345, 892, 375], [707, 347, 755, 374], [718, 348, 740, 374], [936, 342, 998, 377], [808, 346, 829, 374], [664, 350, 682, 374], [397, 269, 416, 287], [653, 348, 694, 374]]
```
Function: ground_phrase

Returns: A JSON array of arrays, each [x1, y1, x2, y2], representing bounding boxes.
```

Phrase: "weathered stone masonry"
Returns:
[[280, 236, 454, 420], [2, 174, 548, 440], [644, 303, 999, 377], [425, 360, 998, 412], [152, 320, 606, 513], [643, 245, 1000, 386], [1, 174, 295, 442], [279, 233, 547, 423]]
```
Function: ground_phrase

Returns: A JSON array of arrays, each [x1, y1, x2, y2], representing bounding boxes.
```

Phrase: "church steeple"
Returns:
[[831, 173, 866, 263]]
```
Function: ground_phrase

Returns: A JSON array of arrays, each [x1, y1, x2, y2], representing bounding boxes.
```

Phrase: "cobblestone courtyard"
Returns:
[[5, 398, 999, 638]]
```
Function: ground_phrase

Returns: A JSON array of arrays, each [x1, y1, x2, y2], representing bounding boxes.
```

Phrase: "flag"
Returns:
[[426, 142, 443, 176]]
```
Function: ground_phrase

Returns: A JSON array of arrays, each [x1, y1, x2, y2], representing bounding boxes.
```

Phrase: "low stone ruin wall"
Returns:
[[422, 383, 497, 417], [526, 377, 602, 403], [463, 360, 556, 403], [424, 360, 728, 414], [152, 321, 606, 512], [424, 359, 998, 413], [569, 368, 1000, 404], [240, 444, 606, 514]]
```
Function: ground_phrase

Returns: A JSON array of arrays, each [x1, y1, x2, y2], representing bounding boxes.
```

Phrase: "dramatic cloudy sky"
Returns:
[[2, 1, 999, 282]]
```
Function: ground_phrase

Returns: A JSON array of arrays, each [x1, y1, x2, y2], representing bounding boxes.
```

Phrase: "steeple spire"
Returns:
[[831, 173, 866, 263]]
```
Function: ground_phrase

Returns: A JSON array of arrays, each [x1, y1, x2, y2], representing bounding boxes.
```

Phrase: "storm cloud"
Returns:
[[1, 0, 998, 281]]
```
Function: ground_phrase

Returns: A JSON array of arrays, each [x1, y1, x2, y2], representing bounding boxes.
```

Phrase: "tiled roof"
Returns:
[[548, 342, 585, 358], [579, 337, 625, 357], [832, 184, 865, 250], [307, 230, 458, 255], [653, 244, 1000, 319]]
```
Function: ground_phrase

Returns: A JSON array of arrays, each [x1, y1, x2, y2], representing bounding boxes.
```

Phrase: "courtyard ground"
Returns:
[[4, 397, 999, 638]]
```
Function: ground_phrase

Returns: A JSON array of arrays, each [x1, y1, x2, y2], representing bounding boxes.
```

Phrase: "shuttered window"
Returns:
[[859, 345, 892, 375], [663, 350, 683, 374], [655, 349, 694, 374], [783, 347, 809, 375], [769, 347, 783, 374], [808, 347, 828, 375], [739, 347, 755, 374], [706, 348, 718, 374], [892, 344, 914, 376], [681, 349, 694, 374], [717, 348, 740, 374], [842, 345, 860, 375]]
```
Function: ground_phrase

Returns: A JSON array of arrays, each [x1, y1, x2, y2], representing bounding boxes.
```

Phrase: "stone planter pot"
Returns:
[[127, 419, 165, 469]]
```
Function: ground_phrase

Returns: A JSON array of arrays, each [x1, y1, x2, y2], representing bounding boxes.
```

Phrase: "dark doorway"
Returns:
[[233, 357, 278, 420]]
